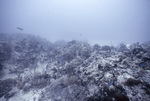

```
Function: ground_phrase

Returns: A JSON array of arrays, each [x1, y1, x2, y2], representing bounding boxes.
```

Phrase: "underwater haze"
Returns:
[[0, 0, 150, 45], [1, 1, 150, 101]]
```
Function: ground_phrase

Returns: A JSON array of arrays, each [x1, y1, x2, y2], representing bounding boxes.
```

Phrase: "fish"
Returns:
[[108, 80, 113, 86], [16, 27, 24, 31]]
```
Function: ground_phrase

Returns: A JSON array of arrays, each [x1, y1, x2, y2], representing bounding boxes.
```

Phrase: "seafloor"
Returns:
[[0, 33, 150, 101]]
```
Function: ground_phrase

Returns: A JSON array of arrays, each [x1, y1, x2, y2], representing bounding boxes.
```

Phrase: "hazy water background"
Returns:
[[0, 0, 150, 46]]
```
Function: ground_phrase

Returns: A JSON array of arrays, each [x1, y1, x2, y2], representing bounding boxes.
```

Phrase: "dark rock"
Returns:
[[0, 63, 3, 77], [0, 43, 11, 62], [136, 53, 143, 58], [118, 58, 122, 62], [103, 85, 116, 97], [124, 78, 141, 86], [103, 86, 110, 95], [87, 96, 101, 101], [116, 84, 128, 95], [122, 60, 128, 66], [116, 84, 124, 91], [4, 91, 16, 99], [0, 79, 16, 98], [112, 64, 117, 67], [114, 94, 129, 101], [123, 51, 131, 57], [142, 86, 150, 94], [103, 96, 113, 101], [98, 64, 103, 70], [144, 82, 150, 88], [103, 63, 111, 72], [142, 82, 150, 94], [131, 46, 144, 55], [142, 56, 150, 62], [0, 63, 2, 71]]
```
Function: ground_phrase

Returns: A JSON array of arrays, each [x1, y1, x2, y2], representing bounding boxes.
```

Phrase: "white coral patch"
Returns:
[[117, 73, 133, 84]]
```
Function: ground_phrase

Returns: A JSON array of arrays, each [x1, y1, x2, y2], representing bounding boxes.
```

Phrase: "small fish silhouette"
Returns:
[[16, 27, 24, 31]]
